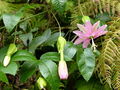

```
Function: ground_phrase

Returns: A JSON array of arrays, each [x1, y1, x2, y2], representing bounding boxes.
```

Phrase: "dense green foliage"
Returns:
[[0, 0, 120, 90]]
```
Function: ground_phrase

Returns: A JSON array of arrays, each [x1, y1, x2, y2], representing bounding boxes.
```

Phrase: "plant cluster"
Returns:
[[0, 0, 120, 90]]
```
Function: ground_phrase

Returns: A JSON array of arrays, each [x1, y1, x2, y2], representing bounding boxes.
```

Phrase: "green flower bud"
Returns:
[[82, 16, 90, 23], [37, 77, 47, 89], [3, 43, 17, 67], [57, 36, 66, 53], [7, 43, 17, 56]]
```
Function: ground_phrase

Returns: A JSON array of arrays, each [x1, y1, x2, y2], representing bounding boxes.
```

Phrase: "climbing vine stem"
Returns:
[[51, 12, 62, 36]]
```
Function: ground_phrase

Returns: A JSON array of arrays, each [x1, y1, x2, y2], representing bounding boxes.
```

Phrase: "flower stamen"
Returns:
[[91, 38, 97, 52]]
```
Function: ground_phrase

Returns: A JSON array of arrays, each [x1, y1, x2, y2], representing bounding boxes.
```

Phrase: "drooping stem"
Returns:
[[60, 51, 64, 61], [51, 12, 62, 36], [13, 26, 17, 44]]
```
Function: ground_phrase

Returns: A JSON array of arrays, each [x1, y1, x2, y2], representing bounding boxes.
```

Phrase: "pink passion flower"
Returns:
[[58, 60, 68, 80], [73, 21, 107, 48]]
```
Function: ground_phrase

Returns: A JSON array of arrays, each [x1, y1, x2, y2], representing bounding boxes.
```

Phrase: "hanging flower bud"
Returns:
[[3, 43, 17, 67], [57, 36, 66, 53], [37, 77, 47, 89], [58, 60, 68, 80], [57, 36, 68, 79], [82, 16, 90, 23], [3, 55, 11, 67]]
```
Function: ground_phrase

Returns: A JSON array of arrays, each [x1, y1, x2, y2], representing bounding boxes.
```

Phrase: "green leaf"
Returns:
[[19, 21, 28, 31], [68, 62, 78, 75], [0, 46, 8, 63], [64, 42, 77, 59], [40, 52, 72, 61], [40, 52, 59, 61], [19, 33, 33, 46], [0, 62, 18, 76], [74, 77, 111, 90], [93, 50, 100, 57], [3, 12, 22, 32], [12, 50, 37, 61], [38, 60, 60, 90], [64, 55, 72, 61], [19, 61, 37, 82], [12, 31, 22, 36], [51, 0, 67, 13], [29, 29, 51, 54], [0, 71, 8, 84], [76, 48, 95, 81], [95, 13, 111, 22]]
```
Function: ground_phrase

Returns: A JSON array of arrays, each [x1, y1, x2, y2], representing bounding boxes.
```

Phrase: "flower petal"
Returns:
[[83, 39, 91, 48], [77, 24, 87, 33], [98, 30, 107, 37], [94, 30, 107, 38], [92, 21, 100, 31], [58, 60, 68, 80], [73, 21, 107, 48], [73, 30, 83, 36], [94, 25, 107, 38], [98, 25, 107, 31], [74, 37, 84, 45], [84, 21, 92, 32]]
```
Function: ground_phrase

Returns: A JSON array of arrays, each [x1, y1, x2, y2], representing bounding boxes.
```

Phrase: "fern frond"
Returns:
[[112, 61, 120, 90], [106, 17, 120, 35], [112, 31, 120, 90], [0, 1, 12, 15], [116, 3, 120, 16], [97, 39, 118, 87], [111, 1, 118, 16], [97, 28, 120, 89], [70, 0, 120, 27], [70, 0, 120, 29]]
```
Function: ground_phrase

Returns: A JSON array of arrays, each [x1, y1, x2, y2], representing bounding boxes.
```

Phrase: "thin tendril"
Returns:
[[51, 12, 61, 36], [14, 26, 17, 44], [20, 11, 47, 22]]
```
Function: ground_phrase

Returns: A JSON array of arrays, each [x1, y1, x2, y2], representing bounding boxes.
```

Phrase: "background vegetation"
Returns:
[[0, 0, 120, 90]]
